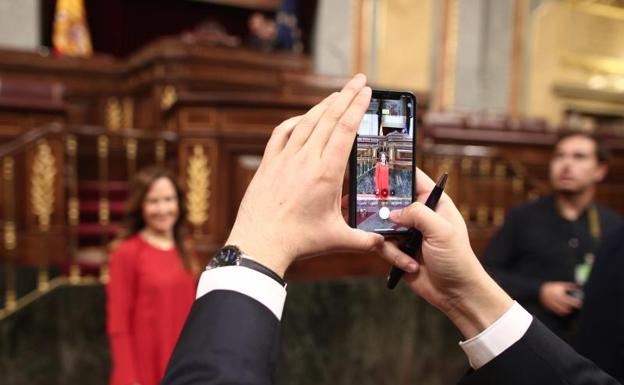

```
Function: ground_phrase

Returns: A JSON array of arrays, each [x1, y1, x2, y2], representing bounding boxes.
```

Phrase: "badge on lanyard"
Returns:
[[575, 252, 595, 286]]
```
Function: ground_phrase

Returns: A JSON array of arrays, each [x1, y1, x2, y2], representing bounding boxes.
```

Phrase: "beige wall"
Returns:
[[526, 1, 624, 125], [371, 0, 433, 92], [0, 0, 39, 51]]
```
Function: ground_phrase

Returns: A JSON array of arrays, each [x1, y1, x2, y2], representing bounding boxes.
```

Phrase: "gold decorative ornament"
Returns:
[[155, 140, 166, 165], [105, 97, 122, 131], [38, 269, 49, 291], [160, 85, 178, 111], [4, 221, 16, 251], [31, 141, 57, 232], [479, 158, 492, 177], [126, 138, 137, 160], [460, 157, 473, 175], [476, 205, 489, 226], [122, 97, 134, 129], [512, 177, 524, 194], [459, 205, 471, 221], [5, 290, 16, 311], [66, 135, 77, 157], [68, 197, 80, 226], [186, 145, 211, 236], [99, 198, 110, 226], [126, 138, 138, 179], [100, 263, 110, 284], [97, 135, 109, 159], [69, 264, 81, 284], [3, 156, 14, 181], [493, 207, 505, 227], [494, 163, 507, 178]]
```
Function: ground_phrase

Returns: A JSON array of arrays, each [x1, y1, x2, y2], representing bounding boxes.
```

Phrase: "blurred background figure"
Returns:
[[107, 167, 198, 385], [482, 132, 622, 341], [576, 222, 624, 383], [246, 12, 278, 51]]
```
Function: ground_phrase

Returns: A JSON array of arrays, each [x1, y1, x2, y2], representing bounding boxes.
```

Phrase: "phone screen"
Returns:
[[351, 91, 416, 234]]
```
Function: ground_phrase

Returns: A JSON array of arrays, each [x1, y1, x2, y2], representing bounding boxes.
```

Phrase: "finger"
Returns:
[[284, 93, 338, 153], [388, 202, 451, 240], [377, 241, 419, 273], [414, 168, 454, 205], [321, 86, 372, 178], [561, 282, 580, 290], [415, 167, 436, 194], [341, 195, 349, 209], [304, 74, 367, 156], [263, 115, 302, 160], [336, 226, 384, 253], [553, 305, 570, 317], [561, 294, 583, 309]]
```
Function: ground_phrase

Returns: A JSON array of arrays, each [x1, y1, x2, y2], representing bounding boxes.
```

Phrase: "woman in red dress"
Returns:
[[375, 152, 390, 199], [107, 167, 198, 385]]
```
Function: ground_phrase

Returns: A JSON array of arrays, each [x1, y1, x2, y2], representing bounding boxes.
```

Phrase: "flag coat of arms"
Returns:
[[52, 0, 93, 56]]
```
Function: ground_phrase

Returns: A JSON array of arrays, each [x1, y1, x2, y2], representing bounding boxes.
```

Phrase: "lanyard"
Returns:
[[587, 205, 602, 243]]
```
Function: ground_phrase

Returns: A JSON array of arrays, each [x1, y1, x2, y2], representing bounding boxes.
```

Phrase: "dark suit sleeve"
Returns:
[[161, 290, 281, 385], [458, 319, 621, 385], [481, 211, 542, 301]]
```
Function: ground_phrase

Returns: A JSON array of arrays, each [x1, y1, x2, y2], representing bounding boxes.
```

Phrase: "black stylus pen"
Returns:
[[387, 173, 448, 290]]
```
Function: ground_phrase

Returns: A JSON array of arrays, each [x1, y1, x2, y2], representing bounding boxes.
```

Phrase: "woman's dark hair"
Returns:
[[116, 166, 190, 269]]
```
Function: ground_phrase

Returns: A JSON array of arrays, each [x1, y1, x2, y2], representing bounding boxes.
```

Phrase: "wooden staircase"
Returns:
[[74, 180, 129, 275]]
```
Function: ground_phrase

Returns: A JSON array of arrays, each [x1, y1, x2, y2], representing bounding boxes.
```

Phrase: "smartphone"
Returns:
[[348, 89, 417, 235]]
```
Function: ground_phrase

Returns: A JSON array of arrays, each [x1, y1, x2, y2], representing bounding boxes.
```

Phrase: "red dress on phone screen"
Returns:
[[375, 162, 390, 198], [106, 235, 196, 385]]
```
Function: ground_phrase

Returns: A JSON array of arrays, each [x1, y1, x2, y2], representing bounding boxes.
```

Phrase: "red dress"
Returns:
[[106, 235, 196, 385], [375, 162, 390, 199]]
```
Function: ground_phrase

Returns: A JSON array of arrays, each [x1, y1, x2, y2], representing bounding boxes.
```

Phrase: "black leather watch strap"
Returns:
[[239, 258, 286, 287]]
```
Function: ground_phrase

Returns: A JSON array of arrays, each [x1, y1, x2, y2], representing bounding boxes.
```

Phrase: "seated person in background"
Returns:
[[375, 151, 390, 198], [481, 131, 621, 341], [107, 167, 199, 385], [160, 74, 619, 385], [576, 222, 624, 383]]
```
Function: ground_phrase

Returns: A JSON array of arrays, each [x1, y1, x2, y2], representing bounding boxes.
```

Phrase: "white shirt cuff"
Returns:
[[459, 301, 533, 369], [196, 266, 287, 320]]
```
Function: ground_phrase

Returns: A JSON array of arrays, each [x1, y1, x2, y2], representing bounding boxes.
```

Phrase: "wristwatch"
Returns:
[[207, 245, 286, 287]]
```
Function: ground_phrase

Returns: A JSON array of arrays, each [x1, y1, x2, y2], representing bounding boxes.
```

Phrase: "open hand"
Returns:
[[226, 74, 384, 277]]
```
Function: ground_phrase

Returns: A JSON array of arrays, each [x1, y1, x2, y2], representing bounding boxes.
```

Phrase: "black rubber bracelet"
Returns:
[[240, 258, 286, 287]]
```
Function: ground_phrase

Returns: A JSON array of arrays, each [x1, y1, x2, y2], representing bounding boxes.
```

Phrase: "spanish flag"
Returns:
[[52, 0, 93, 56]]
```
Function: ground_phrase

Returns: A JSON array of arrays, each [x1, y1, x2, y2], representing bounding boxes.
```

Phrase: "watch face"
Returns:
[[212, 245, 241, 267]]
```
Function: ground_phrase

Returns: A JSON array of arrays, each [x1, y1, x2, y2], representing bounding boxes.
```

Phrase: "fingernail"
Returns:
[[406, 262, 418, 273], [390, 209, 402, 220]]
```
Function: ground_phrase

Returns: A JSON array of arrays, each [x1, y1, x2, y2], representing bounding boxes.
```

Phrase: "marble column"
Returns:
[[454, 0, 515, 112], [0, 0, 40, 50]]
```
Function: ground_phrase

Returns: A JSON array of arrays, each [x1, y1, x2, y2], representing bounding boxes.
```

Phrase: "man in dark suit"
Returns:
[[576, 223, 624, 382], [161, 74, 620, 385]]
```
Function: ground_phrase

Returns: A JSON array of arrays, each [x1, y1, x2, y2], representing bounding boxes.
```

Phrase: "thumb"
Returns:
[[389, 202, 450, 239], [340, 227, 384, 252]]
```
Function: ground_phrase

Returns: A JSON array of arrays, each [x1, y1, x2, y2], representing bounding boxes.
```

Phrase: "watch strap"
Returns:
[[240, 257, 286, 287]]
